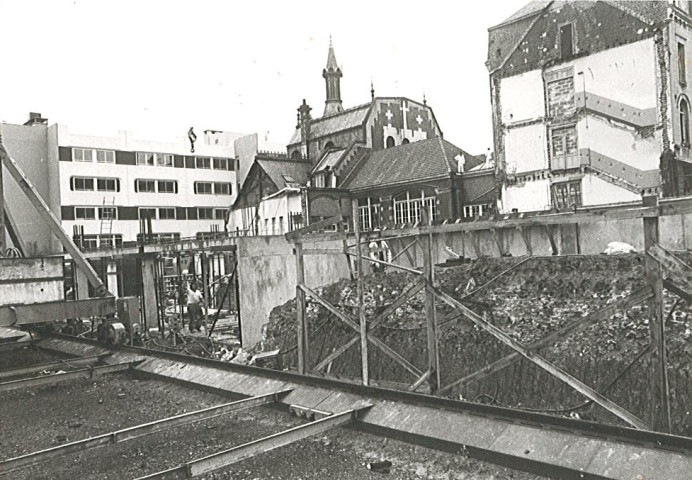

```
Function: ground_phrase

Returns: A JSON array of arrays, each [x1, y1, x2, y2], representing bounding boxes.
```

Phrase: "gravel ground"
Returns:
[[0, 370, 544, 480]]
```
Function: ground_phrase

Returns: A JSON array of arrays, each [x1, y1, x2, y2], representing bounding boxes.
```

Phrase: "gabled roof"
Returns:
[[256, 157, 312, 189], [289, 103, 371, 145], [344, 137, 484, 191], [313, 148, 346, 173]]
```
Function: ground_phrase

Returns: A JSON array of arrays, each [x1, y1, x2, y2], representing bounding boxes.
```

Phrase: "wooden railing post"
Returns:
[[421, 209, 440, 391], [294, 242, 308, 374], [643, 195, 671, 433], [351, 199, 369, 385]]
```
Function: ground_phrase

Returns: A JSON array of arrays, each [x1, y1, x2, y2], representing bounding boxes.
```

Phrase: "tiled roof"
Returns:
[[344, 137, 484, 191], [288, 103, 371, 144], [496, 0, 551, 27], [314, 148, 346, 173], [257, 158, 312, 189]]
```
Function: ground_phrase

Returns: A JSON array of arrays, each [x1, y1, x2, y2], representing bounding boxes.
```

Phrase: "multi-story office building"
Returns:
[[1, 113, 242, 255]]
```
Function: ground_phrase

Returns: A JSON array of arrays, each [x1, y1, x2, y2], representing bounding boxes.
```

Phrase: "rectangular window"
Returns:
[[98, 207, 117, 220], [462, 203, 494, 219], [158, 207, 176, 220], [139, 208, 157, 220], [278, 216, 284, 234], [75, 207, 96, 220], [195, 157, 211, 169], [194, 182, 213, 194], [79, 235, 98, 249], [96, 178, 119, 192], [213, 182, 231, 195], [157, 180, 178, 193], [136, 152, 156, 166], [71, 177, 95, 191], [559, 23, 574, 59], [214, 208, 228, 220], [198, 208, 214, 219], [679, 42, 687, 85], [95, 150, 115, 164], [213, 157, 228, 170], [551, 127, 578, 170], [157, 154, 174, 167], [135, 179, 156, 193], [73, 148, 93, 162], [552, 181, 582, 210], [393, 191, 436, 225]]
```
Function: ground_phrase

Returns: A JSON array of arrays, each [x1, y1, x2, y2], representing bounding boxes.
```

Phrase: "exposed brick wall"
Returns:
[[547, 76, 576, 119]]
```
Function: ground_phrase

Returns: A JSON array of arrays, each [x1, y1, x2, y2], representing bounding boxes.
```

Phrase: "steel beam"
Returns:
[[136, 408, 369, 480], [0, 297, 116, 327], [0, 390, 292, 475], [0, 354, 109, 380], [0, 361, 135, 392]]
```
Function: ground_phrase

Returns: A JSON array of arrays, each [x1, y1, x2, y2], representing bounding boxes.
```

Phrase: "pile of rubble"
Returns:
[[264, 254, 692, 435]]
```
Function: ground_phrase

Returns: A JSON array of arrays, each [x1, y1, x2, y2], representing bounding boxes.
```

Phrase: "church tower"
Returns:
[[322, 38, 343, 116]]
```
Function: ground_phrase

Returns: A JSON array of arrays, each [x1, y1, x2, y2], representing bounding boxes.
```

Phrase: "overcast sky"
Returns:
[[0, 0, 528, 154]]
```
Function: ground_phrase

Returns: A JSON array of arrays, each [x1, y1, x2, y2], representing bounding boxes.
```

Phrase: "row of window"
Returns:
[[70, 177, 232, 195], [72, 148, 235, 170], [73, 206, 229, 221]]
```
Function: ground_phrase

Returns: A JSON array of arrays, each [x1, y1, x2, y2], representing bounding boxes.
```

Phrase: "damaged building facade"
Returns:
[[488, 0, 692, 213], [230, 41, 496, 234]]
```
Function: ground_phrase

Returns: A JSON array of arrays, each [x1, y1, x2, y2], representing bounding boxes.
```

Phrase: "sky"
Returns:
[[0, 0, 529, 154]]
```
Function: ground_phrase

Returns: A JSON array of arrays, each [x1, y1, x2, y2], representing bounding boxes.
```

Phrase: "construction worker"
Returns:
[[187, 282, 205, 332]]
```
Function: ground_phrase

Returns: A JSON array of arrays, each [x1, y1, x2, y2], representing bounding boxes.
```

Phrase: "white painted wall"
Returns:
[[580, 174, 641, 206], [571, 39, 657, 110], [500, 69, 546, 123], [501, 179, 551, 213], [504, 123, 548, 173], [576, 116, 661, 171]]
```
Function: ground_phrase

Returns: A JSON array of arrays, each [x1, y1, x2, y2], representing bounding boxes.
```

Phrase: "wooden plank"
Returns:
[[299, 284, 424, 378], [643, 198, 671, 433], [0, 146, 4, 252], [492, 228, 505, 256], [436, 286, 653, 395], [294, 243, 308, 374], [429, 285, 649, 430], [0, 297, 116, 327], [284, 215, 343, 241], [543, 224, 558, 255], [518, 226, 532, 256], [313, 279, 425, 372], [344, 251, 422, 275], [663, 278, 692, 302], [352, 199, 369, 386], [0, 143, 111, 297], [409, 369, 432, 392], [390, 238, 418, 263], [648, 244, 692, 295], [302, 248, 345, 255], [421, 224, 440, 391], [0, 390, 291, 475]]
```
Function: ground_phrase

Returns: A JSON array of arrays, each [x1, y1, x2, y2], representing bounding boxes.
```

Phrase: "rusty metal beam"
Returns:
[[0, 354, 109, 380], [0, 390, 292, 475], [137, 408, 369, 480], [429, 284, 649, 430], [0, 297, 116, 327], [0, 361, 136, 393]]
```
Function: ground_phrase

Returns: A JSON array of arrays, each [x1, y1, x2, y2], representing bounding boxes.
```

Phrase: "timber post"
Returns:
[[422, 208, 440, 391], [352, 199, 369, 385], [643, 194, 671, 433], [294, 241, 308, 374]]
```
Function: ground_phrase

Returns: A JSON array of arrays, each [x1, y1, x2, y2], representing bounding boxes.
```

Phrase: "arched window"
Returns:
[[291, 150, 301, 159], [386, 136, 395, 148], [681, 97, 690, 146], [402, 138, 410, 145], [324, 141, 335, 150]]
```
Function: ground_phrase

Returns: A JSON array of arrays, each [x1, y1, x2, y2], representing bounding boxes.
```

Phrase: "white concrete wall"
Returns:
[[504, 124, 548, 173], [576, 116, 661, 172], [571, 39, 657, 111], [500, 70, 546, 123], [500, 179, 551, 213], [580, 174, 641, 206]]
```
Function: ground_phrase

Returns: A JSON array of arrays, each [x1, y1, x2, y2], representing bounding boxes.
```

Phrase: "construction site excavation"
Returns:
[[4, 1, 692, 479]]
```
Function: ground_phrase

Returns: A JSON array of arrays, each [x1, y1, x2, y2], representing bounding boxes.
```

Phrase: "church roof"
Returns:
[[314, 148, 346, 173], [256, 158, 312, 189], [288, 103, 371, 145], [344, 137, 484, 191]]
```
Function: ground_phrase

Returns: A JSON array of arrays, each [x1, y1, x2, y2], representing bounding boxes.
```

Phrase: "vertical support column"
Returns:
[[422, 212, 440, 391], [140, 254, 160, 331], [294, 241, 309, 374], [352, 199, 369, 385], [0, 152, 5, 253], [643, 195, 671, 433], [202, 252, 210, 327]]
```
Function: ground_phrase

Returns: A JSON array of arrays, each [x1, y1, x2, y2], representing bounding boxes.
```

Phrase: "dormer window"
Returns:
[[559, 23, 574, 59]]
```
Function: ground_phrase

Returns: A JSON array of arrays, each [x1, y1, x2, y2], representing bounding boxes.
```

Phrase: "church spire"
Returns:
[[322, 37, 343, 116]]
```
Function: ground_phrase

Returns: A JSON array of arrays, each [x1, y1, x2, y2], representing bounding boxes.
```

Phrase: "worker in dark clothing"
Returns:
[[187, 282, 205, 332]]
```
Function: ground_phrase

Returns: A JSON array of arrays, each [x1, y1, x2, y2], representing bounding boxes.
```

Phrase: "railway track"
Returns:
[[2, 333, 691, 480]]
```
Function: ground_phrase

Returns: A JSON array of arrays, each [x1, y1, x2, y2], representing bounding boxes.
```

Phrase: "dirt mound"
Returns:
[[264, 254, 692, 435]]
